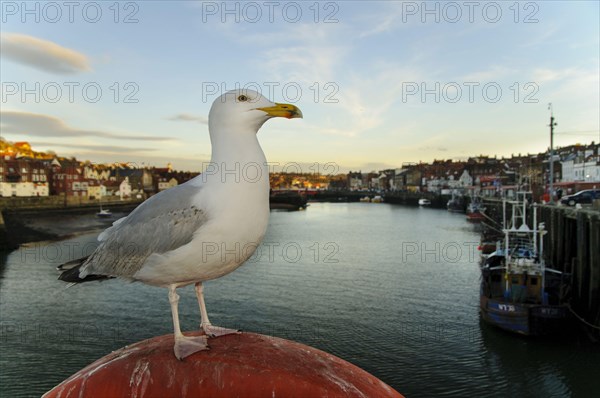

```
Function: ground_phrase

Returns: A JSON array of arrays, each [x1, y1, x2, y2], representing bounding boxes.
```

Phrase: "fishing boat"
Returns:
[[447, 192, 465, 213], [466, 198, 486, 222], [480, 192, 570, 335]]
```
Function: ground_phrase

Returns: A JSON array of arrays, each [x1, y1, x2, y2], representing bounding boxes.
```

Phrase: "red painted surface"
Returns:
[[44, 332, 404, 398]]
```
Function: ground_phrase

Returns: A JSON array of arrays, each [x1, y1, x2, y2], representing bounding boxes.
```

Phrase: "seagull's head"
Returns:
[[209, 89, 302, 135]]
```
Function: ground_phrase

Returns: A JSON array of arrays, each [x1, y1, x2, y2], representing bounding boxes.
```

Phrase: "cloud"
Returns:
[[354, 162, 396, 172], [462, 66, 515, 82], [357, 3, 405, 38], [0, 110, 173, 141], [167, 113, 208, 124], [418, 146, 449, 152], [1, 33, 91, 74]]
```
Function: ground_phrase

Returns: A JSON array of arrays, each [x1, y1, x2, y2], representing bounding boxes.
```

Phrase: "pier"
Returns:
[[0, 197, 143, 251], [540, 205, 600, 339]]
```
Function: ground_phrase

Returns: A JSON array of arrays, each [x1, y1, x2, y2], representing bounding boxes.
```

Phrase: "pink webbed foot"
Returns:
[[173, 334, 209, 360], [202, 323, 241, 338]]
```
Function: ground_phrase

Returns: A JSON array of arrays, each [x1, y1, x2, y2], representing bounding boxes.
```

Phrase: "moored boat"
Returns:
[[447, 192, 465, 213], [479, 192, 570, 335], [96, 208, 113, 218], [418, 198, 431, 206], [371, 195, 383, 203], [466, 198, 486, 222], [269, 191, 308, 210]]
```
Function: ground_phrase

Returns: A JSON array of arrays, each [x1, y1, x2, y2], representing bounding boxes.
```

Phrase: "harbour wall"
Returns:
[[540, 205, 600, 339], [311, 191, 459, 210], [0, 196, 144, 211], [0, 197, 143, 251]]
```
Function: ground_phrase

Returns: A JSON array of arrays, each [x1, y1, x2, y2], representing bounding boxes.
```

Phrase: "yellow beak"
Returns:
[[256, 103, 303, 119]]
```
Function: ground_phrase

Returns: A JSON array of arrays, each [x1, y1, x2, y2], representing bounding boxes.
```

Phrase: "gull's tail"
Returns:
[[57, 257, 111, 283]]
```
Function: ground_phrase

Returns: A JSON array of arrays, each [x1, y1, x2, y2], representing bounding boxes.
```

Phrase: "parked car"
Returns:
[[560, 189, 600, 206]]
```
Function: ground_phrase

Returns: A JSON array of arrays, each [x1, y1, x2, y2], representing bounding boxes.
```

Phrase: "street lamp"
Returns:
[[548, 103, 557, 204]]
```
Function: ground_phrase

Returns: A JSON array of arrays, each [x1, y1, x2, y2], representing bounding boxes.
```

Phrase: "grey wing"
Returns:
[[80, 182, 207, 279]]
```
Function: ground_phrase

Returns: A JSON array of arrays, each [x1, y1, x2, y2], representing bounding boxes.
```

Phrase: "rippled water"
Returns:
[[1, 203, 598, 397]]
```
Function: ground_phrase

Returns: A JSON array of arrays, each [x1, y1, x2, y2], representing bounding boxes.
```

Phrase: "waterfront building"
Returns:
[[158, 177, 179, 191], [561, 147, 600, 183]]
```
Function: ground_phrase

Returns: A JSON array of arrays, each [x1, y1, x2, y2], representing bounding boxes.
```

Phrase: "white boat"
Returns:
[[418, 198, 431, 206], [359, 196, 371, 203], [96, 208, 112, 218], [96, 194, 112, 218], [371, 195, 383, 203]]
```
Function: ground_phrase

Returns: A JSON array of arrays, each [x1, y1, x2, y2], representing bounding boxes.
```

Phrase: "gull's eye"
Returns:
[[238, 95, 248, 102]]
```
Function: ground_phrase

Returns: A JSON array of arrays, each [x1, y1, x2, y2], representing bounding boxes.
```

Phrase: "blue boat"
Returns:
[[479, 192, 570, 335]]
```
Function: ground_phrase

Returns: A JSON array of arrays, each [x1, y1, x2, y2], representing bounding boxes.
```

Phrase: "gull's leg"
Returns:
[[195, 282, 240, 337], [169, 284, 208, 360]]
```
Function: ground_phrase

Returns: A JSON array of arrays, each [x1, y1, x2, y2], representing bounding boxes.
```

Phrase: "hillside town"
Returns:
[[1, 137, 599, 201]]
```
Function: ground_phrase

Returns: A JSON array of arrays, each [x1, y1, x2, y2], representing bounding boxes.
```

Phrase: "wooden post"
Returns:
[[588, 214, 599, 320], [576, 212, 589, 314]]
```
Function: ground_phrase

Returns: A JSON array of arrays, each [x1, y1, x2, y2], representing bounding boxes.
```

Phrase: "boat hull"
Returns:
[[480, 296, 569, 336], [466, 212, 485, 222]]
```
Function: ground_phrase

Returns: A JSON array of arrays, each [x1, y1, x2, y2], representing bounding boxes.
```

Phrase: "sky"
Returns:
[[1, 0, 599, 173]]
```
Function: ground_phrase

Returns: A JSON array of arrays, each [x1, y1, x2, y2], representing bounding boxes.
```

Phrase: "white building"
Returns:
[[561, 150, 600, 182], [158, 177, 179, 191], [119, 177, 132, 199], [458, 170, 473, 186], [0, 182, 49, 197], [84, 166, 111, 181]]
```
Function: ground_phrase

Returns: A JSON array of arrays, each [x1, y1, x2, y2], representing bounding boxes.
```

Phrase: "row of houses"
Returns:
[[2, 140, 598, 198], [344, 142, 600, 195], [0, 142, 199, 198]]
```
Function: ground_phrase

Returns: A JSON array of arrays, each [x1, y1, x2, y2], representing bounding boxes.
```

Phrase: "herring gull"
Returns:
[[59, 89, 302, 359]]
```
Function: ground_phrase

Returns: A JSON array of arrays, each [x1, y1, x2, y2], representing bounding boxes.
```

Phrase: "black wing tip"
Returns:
[[57, 256, 87, 271], [58, 257, 111, 283], [58, 265, 83, 283]]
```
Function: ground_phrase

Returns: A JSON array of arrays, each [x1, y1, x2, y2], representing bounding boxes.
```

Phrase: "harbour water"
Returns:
[[1, 202, 598, 397]]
